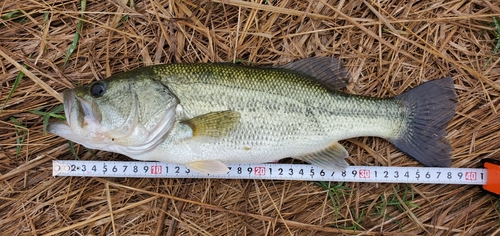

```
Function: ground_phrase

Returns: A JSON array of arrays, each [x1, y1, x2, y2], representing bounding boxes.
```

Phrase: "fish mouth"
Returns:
[[48, 89, 101, 137], [63, 89, 82, 130], [47, 90, 81, 137]]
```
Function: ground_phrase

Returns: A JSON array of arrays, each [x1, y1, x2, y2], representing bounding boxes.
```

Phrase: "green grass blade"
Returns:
[[43, 11, 49, 21], [492, 17, 500, 55], [127, 0, 135, 8], [484, 17, 500, 68], [315, 181, 351, 219], [9, 117, 27, 158], [30, 104, 65, 134], [116, 15, 129, 28], [68, 141, 80, 159], [3, 10, 21, 19], [1, 64, 26, 114], [63, 0, 86, 66]]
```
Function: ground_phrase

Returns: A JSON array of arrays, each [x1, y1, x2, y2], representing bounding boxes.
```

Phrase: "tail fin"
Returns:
[[390, 77, 457, 167]]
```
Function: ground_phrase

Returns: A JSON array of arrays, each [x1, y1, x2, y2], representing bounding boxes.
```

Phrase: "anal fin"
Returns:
[[298, 142, 349, 171], [186, 160, 229, 174]]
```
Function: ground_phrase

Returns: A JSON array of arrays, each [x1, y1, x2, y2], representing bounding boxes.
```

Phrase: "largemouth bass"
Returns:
[[48, 58, 457, 174]]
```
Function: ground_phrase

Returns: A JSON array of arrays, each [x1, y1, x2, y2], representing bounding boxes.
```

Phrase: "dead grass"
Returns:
[[1, 0, 499, 235]]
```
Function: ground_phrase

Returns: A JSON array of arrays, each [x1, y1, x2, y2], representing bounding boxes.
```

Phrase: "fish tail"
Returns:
[[390, 77, 457, 167]]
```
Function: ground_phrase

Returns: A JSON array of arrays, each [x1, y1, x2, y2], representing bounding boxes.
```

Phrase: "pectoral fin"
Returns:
[[182, 110, 240, 138], [298, 142, 349, 171], [186, 160, 229, 174]]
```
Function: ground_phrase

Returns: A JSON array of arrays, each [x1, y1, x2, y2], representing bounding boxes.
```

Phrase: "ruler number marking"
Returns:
[[254, 166, 265, 176], [464, 171, 483, 181], [465, 172, 476, 181], [359, 169, 370, 178], [151, 165, 162, 175]]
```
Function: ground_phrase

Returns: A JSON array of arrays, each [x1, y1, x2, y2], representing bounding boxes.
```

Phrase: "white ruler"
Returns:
[[52, 160, 487, 185]]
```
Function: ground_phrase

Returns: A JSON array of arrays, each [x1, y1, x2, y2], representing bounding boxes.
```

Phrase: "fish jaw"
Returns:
[[48, 89, 112, 148], [63, 89, 83, 134]]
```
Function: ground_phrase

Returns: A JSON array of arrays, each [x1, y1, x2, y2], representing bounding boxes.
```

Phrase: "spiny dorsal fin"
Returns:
[[182, 110, 241, 138], [297, 142, 349, 171], [277, 57, 351, 90]]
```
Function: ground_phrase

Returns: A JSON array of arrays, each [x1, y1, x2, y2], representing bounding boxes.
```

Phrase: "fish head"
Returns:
[[49, 72, 178, 156]]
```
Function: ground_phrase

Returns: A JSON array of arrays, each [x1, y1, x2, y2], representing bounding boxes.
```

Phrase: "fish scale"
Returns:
[[147, 64, 405, 167], [157, 64, 403, 140]]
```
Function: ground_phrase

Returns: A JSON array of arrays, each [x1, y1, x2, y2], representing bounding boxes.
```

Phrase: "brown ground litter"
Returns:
[[1, 0, 500, 235]]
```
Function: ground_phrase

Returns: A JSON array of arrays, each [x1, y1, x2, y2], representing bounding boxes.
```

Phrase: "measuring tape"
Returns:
[[53, 160, 500, 189]]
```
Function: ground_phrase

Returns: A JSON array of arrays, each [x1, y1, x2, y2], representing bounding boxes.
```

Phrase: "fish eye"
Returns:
[[90, 81, 106, 97]]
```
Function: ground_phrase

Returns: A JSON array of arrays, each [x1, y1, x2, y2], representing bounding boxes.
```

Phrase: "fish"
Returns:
[[48, 57, 457, 174]]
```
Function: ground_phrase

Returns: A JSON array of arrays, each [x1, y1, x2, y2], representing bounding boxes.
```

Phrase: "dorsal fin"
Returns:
[[277, 57, 351, 90]]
